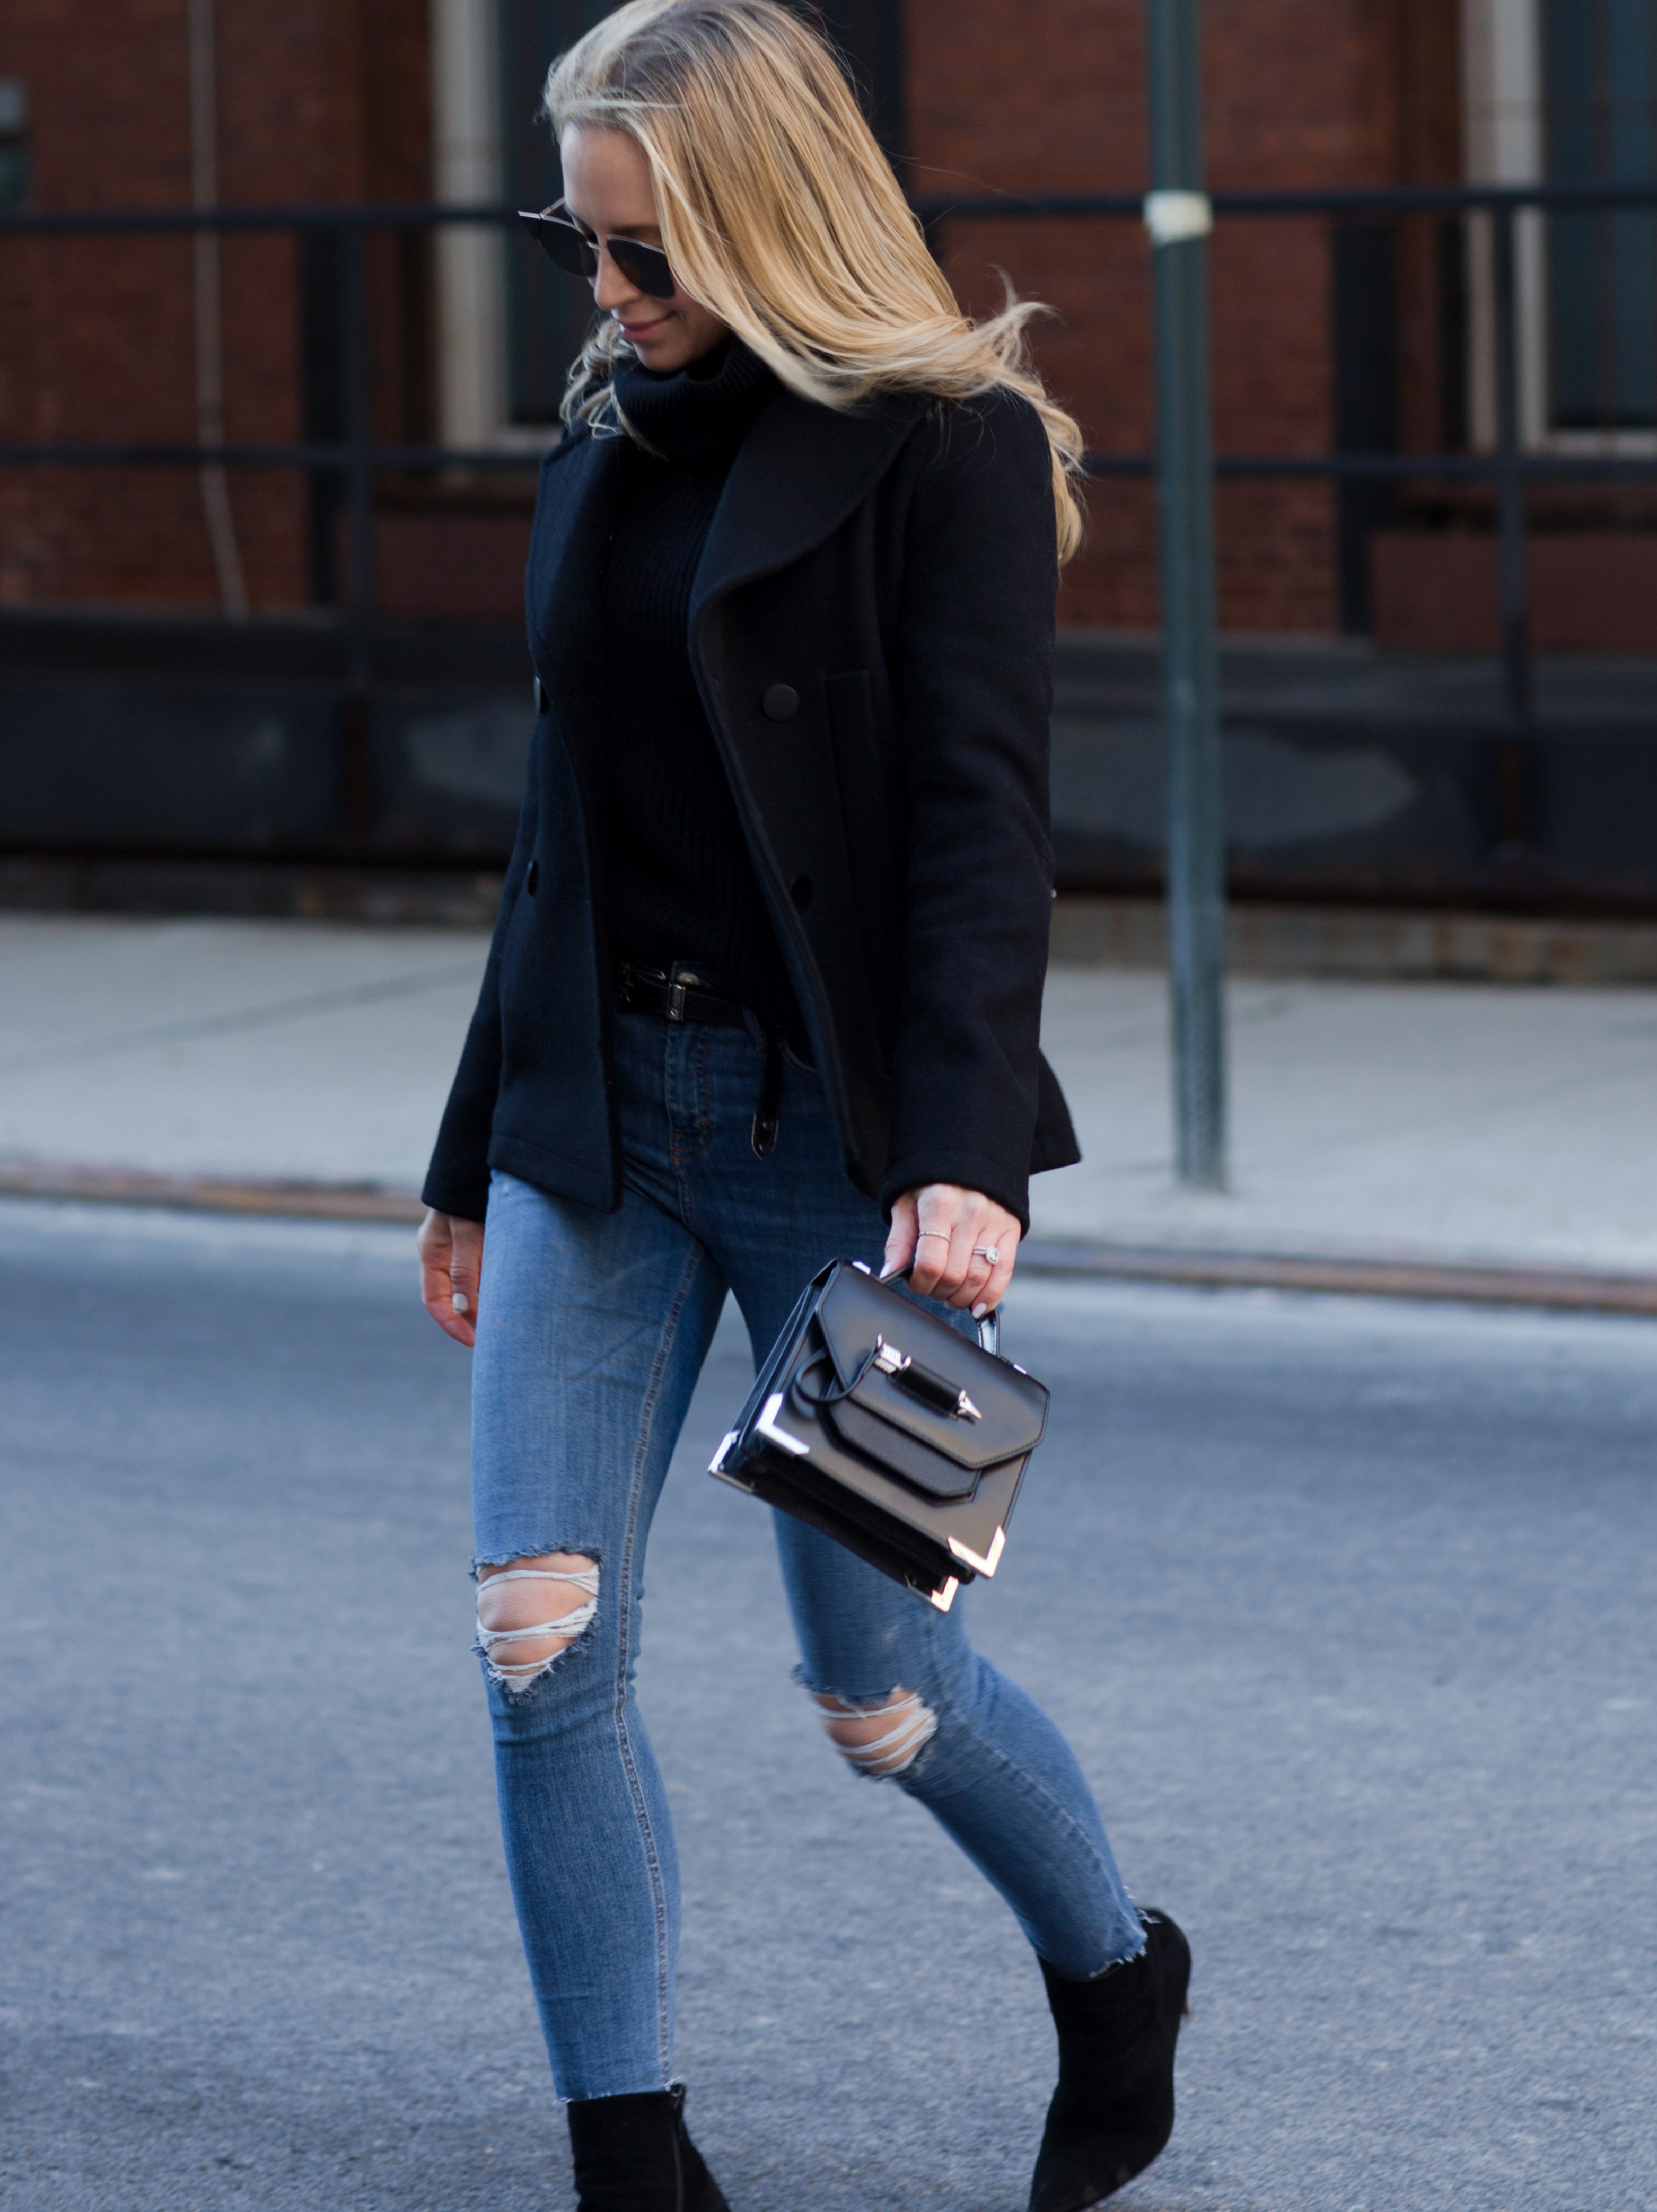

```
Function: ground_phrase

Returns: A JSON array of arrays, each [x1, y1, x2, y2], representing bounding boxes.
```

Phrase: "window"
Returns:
[[497, 0, 614, 428], [0, 80, 27, 209], [1463, 0, 1657, 443], [1544, 0, 1657, 429]]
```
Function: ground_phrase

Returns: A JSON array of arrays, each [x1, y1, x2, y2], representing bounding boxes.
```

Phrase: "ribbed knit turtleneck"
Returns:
[[601, 338, 800, 1035]]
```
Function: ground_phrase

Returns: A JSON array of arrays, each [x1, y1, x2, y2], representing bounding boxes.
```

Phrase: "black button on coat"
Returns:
[[421, 379, 1080, 1232]]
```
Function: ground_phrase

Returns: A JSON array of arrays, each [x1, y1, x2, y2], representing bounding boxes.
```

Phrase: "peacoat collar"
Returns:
[[689, 376, 929, 620], [525, 376, 931, 731]]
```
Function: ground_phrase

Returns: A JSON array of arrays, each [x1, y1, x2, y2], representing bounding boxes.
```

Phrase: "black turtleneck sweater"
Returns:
[[602, 339, 799, 1035]]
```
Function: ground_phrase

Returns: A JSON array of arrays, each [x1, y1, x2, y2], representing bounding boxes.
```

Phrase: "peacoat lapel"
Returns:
[[523, 380, 926, 867], [690, 380, 928, 624], [528, 383, 927, 701], [525, 423, 632, 782]]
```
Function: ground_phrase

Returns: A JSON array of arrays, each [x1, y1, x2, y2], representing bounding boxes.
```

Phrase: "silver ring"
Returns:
[[916, 1228, 950, 1242], [972, 1243, 1001, 1265]]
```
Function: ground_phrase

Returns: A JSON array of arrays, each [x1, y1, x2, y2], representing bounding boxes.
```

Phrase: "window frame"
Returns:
[[1462, 0, 1657, 454]]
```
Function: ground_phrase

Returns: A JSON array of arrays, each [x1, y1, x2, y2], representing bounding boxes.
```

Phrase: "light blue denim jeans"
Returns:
[[470, 1008, 1143, 2100]]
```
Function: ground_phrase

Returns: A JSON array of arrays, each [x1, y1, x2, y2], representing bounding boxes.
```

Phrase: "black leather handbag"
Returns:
[[710, 1259, 1049, 1611]]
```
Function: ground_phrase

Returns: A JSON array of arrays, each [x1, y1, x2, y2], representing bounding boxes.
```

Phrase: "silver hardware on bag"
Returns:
[[948, 1525, 1006, 1576], [872, 1337, 983, 1421], [755, 1392, 811, 1458]]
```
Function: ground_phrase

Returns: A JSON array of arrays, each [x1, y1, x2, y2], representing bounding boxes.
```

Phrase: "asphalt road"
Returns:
[[1, 1199, 1653, 2212]]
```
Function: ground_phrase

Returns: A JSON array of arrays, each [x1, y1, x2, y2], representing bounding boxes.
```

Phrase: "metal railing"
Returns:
[[6, 179, 1657, 717], [912, 178, 1657, 733]]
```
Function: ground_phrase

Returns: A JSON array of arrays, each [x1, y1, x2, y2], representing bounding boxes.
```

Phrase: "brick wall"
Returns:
[[0, 0, 430, 613]]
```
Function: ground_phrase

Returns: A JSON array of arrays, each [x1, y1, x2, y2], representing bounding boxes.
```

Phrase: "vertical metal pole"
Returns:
[[1491, 199, 1533, 730], [336, 214, 375, 846], [1145, 0, 1227, 1188], [339, 216, 374, 694]]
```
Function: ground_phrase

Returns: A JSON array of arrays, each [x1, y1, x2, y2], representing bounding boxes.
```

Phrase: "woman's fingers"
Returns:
[[972, 1227, 1020, 1319], [904, 1189, 962, 1298], [881, 1189, 920, 1281], [901, 1184, 1021, 1311], [417, 1209, 484, 1348]]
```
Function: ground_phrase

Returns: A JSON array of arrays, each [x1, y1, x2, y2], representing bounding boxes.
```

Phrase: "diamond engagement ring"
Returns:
[[972, 1243, 1001, 1265]]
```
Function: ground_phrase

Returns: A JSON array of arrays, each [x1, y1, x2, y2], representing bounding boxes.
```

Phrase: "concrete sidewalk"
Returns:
[[1, 911, 1653, 1289]]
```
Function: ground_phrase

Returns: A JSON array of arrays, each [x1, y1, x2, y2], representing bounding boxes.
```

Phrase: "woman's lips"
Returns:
[[619, 313, 670, 340]]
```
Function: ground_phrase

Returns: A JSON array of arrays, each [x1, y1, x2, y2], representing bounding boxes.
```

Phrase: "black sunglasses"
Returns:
[[517, 200, 678, 301]]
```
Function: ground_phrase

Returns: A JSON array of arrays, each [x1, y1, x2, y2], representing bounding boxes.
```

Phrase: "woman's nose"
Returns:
[[591, 248, 641, 315]]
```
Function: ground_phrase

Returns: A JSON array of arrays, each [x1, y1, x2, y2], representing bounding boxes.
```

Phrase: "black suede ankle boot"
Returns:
[[1028, 1909, 1191, 2212], [566, 2084, 730, 2212]]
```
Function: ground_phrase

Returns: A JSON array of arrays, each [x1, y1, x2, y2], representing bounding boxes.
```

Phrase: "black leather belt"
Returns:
[[617, 959, 784, 1159]]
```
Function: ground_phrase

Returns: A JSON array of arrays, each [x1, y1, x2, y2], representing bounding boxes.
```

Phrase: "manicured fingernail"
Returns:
[[971, 1302, 988, 1319], [878, 1262, 900, 1280], [451, 1292, 469, 1313]]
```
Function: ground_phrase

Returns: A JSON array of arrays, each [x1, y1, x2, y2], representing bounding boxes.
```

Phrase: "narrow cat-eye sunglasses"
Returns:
[[517, 200, 678, 301]]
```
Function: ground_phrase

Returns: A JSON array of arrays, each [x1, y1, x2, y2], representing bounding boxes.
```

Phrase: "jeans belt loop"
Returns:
[[667, 977, 688, 1022]]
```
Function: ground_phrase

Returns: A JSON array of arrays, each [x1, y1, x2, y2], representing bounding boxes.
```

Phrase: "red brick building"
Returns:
[[0, 2, 1651, 645]]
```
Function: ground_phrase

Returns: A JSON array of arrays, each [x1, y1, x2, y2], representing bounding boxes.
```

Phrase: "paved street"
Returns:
[[2, 1197, 1652, 2210]]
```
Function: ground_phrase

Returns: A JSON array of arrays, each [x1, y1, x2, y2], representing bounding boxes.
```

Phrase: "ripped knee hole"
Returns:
[[812, 1686, 937, 1778], [476, 1553, 598, 1687]]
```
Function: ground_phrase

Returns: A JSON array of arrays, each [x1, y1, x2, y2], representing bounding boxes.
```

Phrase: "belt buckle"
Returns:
[[619, 960, 664, 1015], [667, 962, 706, 1023]]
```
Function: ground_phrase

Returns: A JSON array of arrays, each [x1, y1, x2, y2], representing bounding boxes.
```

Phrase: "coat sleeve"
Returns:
[[879, 390, 1063, 1232], [419, 737, 541, 1222]]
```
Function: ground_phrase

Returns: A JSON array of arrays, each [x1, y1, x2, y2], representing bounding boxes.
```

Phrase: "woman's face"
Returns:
[[559, 125, 728, 373]]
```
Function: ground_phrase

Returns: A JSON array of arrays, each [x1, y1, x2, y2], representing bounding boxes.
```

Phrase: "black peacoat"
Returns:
[[421, 375, 1080, 1232]]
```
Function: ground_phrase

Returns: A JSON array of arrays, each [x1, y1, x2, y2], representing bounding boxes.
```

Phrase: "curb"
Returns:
[[0, 1164, 425, 1224], [3, 1164, 1655, 1317], [1048, 897, 1657, 987], [1018, 1238, 1657, 1316]]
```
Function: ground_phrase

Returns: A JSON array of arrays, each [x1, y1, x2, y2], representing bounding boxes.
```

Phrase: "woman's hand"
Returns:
[[882, 1184, 1021, 1318], [418, 1208, 485, 1348]]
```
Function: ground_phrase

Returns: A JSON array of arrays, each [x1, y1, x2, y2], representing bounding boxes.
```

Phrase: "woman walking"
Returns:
[[417, 5, 1188, 2205]]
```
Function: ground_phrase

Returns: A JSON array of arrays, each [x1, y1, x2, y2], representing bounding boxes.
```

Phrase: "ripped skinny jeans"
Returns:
[[469, 1010, 1143, 2101]]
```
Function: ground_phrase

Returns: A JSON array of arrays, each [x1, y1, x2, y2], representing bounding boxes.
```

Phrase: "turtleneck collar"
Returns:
[[611, 336, 775, 468]]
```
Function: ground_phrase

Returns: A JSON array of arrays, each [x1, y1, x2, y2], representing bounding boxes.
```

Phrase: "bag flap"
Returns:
[[816, 1395, 981, 1500], [816, 1265, 1048, 1474]]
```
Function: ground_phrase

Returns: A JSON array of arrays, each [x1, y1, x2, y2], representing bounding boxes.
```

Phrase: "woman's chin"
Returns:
[[624, 324, 687, 368]]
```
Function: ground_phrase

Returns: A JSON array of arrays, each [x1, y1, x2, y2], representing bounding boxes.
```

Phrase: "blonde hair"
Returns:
[[544, 0, 1086, 562]]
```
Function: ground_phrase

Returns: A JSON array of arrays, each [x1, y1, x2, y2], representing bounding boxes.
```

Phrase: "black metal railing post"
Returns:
[[338, 216, 375, 692], [1491, 199, 1534, 728], [1490, 198, 1535, 861], [335, 215, 376, 844]]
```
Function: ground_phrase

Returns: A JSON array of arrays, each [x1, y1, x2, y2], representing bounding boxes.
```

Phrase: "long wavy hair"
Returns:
[[543, 0, 1086, 561]]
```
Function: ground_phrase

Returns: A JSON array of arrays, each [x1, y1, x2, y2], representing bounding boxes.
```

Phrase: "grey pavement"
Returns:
[[0, 915, 487, 1187], [2, 912, 1655, 1272], [1037, 966, 1657, 1272], [1, 1197, 1654, 2210]]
